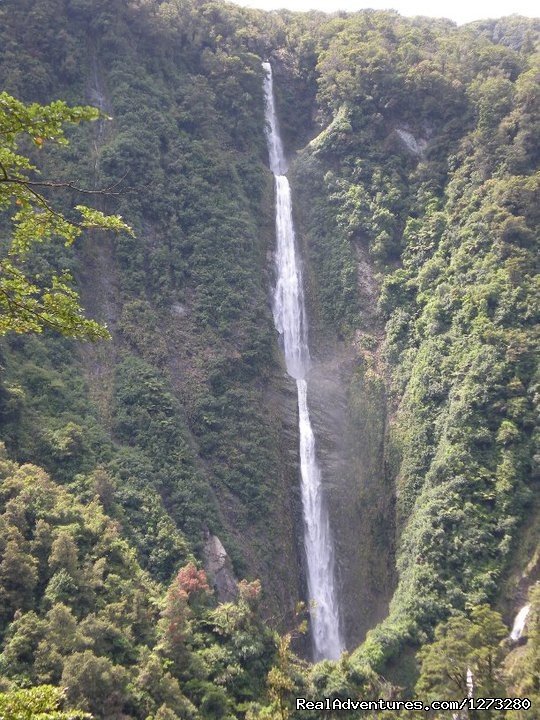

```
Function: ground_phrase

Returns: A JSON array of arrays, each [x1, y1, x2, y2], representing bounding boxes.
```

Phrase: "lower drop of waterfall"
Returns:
[[298, 379, 343, 659], [262, 61, 343, 660]]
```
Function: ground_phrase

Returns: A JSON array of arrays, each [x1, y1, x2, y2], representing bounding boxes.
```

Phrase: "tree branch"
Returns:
[[0, 286, 65, 332], [0, 170, 132, 196]]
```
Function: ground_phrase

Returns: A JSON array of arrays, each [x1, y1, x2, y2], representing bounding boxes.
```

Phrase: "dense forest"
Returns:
[[0, 0, 538, 717]]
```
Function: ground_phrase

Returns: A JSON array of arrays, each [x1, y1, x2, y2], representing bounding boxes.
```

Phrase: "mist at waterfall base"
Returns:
[[262, 61, 343, 661]]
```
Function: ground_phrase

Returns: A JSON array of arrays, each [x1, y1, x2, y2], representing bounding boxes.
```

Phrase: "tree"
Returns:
[[159, 565, 204, 665], [0, 684, 90, 719], [159, 562, 211, 662], [49, 533, 78, 576], [416, 606, 508, 718], [467, 605, 508, 697], [176, 563, 210, 603], [0, 536, 38, 620], [61, 650, 128, 718], [0, 92, 132, 339], [265, 635, 295, 720], [0, 611, 45, 681]]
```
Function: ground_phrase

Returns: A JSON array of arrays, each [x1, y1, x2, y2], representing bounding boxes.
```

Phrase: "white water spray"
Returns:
[[262, 61, 343, 660], [510, 604, 530, 641]]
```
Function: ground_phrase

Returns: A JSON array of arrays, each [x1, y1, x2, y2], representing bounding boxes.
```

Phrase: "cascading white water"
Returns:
[[262, 61, 343, 661], [510, 604, 530, 641], [466, 667, 474, 697]]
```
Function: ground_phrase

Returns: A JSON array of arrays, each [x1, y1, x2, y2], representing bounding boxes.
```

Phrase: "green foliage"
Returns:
[[286, 8, 539, 675], [0, 0, 296, 600], [0, 92, 131, 339], [113, 355, 219, 547], [0, 684, 90, 719], [0, 450, 283, 719], [416, 606, 508, 704]]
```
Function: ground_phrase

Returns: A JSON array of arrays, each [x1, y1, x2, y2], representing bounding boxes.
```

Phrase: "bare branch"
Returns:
[[0, 170, 134, 196]]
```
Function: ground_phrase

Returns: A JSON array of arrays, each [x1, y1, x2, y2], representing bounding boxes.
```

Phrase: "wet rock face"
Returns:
[[203, 533, 239, 603], [288, 154, 397, 651], [395, 127, 428, 156], [307, 348, 395, 649]]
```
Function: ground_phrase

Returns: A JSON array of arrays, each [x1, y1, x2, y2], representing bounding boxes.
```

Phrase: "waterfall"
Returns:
[[466, 667, 474, 697], [510, 604, 530, 641], [262, 61, 343, 661]]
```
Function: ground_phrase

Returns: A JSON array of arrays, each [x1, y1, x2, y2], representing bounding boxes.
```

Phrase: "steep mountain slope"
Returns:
[[0, 1, 538, 717], [0, 0, 306, 622], [285, 10, 539, 675]]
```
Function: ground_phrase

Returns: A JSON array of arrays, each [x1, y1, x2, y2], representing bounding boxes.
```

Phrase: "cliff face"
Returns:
[[289, 150, 396, 649], [303, 340, 395, 648]]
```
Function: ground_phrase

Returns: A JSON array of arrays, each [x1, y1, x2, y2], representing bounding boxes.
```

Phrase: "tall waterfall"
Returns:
[[262, 61, 343, 660]]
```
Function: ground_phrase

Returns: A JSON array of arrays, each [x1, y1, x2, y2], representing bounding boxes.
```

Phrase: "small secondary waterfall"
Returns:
[[510, 604, 531, 641], [262, 61, 343, 660]]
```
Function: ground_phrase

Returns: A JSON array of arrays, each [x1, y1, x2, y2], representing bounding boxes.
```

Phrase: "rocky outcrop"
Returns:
[[395, 127, 428, 156], [203, 532, 239, 603]]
